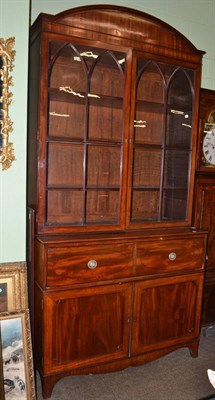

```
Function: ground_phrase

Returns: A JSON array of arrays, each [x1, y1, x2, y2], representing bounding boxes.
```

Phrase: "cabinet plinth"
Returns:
[[28, 5, 206, 398]]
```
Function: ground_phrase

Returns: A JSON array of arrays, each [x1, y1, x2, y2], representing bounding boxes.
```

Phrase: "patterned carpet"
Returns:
[[36, 330, 215, 400]]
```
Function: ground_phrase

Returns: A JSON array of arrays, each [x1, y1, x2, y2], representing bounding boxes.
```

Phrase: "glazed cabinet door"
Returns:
[[42, 283, 132, 374], [131, 273, 204, 355], [38, 37, 130, 233], [127, 54, 196, 229]]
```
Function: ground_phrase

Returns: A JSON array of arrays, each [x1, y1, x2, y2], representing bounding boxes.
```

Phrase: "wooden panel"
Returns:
[[43, 283, 132, 373], [201, 280, 215, 325], [131, 273, 204, 355], [35, 240, 46, 288], [136, 236, 206, 276], [46, 243, 135, 286], [193, 179, 215, 325], [193, 182, 215, 271]]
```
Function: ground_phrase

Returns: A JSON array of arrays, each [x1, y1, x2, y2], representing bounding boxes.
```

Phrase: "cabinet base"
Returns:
[[38, 340, 199, 398]]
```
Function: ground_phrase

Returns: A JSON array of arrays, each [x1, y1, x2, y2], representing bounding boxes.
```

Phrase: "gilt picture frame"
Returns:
[[0, 263, 28, 312], [0, 37, 16, 170], [0, 310, 36, 399]]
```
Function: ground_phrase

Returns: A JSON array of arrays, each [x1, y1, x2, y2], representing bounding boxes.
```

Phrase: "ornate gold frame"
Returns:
[[0, 37, 16, 170], [0, 262, 28, 311]]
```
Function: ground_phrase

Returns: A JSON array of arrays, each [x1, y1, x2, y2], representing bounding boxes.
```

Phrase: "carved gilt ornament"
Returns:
[[0, 37, 16, 170]]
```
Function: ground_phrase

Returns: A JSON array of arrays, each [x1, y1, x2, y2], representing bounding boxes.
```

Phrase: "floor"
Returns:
[[36, 330, 215, 400]]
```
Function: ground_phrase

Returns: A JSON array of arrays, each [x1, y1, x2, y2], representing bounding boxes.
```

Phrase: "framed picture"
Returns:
[[0, 310, 36, 399], [0, 263, 28, 312]]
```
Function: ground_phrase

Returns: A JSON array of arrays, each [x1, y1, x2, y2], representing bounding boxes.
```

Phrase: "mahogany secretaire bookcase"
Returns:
[[27, 5, 207, 398]]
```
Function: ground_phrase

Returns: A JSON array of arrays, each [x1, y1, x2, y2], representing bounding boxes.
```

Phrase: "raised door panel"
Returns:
[[43, 283, 132, 373], [131, 273, 204, 355]]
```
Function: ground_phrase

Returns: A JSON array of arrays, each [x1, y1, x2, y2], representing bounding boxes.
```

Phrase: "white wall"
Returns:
[[0, 0, 29, 262]]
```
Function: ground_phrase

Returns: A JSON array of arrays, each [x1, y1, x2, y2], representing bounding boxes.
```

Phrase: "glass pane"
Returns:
[[48, 42, 87, 139], [167, 69, 193, 147], [163, 150, 190, 189], [135, 61, 164, 145], [157, 62, 177, 84], [90, 50, 125, 97], [89, 97, 123, 142], [87, 145, 121, 187], [136, 60, 164, 102], [131, 190, 159, 221], [167, 110, 192, 148], [47, 143, 84, 186], [89, 50, 125, 141], [73, 45, 126, 74], [134, 110, 163, 145], [184, 68, 195, 82], [47, 190, 83, 224], [162, 189, 187, 220], [86, 190, 120, 223], [133, 149, 162, 187]]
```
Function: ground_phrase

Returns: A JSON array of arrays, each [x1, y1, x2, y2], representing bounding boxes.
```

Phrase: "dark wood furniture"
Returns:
[[27, 5, 207, 398], [193, 88, 215, 326]]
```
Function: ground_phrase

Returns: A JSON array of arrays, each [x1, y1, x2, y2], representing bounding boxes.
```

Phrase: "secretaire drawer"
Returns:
[[46, 243, 135, 286], [136, 236, 206, 276]]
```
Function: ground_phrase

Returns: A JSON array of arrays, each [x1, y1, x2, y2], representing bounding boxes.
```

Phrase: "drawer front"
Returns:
[[47, 243, 135, 286], [136, 236, 206, 276]]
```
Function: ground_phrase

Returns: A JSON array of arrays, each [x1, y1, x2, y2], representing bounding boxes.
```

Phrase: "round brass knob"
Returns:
[[169, 252, 176, 261], [87, 260, 97, 269]]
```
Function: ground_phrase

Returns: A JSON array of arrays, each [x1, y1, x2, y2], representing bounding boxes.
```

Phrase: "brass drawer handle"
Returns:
[[169, 252, 176, 261], [87, 260, 97, 269]]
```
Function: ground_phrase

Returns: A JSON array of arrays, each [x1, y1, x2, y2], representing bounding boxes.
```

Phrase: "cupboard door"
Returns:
[[131, 273, 204, 355], [43, 283, 132, 373], [127, 56, 195, 228], [44, 40, 129, 232], [193, 180, 215, 325]]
